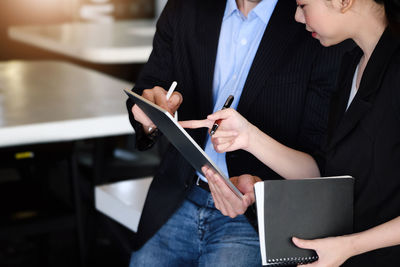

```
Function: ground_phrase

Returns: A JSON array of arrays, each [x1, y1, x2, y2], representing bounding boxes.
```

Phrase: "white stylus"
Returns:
[[166, 81, 178, 120], [166, 81, 177, 100]]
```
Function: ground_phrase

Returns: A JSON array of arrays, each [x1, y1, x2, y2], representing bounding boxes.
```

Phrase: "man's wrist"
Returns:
[[146, 127, 160, 139], [144, 125, 157, 135], [134, 121, 161, 151]]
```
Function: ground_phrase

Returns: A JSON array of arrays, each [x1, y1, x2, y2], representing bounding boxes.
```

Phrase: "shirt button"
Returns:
[[241, 38, 247, 45], [232, 75, 237, 80]]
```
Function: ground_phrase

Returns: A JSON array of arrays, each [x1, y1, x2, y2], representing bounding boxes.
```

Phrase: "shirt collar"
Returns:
[[223, 0, 278, 24], [224, 0, 239, 20], [253, 0, 278, 24]]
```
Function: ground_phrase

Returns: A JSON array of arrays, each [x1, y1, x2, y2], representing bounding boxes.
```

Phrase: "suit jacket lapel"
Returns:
[[238, 1, 298, 115], [327, 28, 400, 150], [196, 0, 226, 118], [326, 49, 361, 146]]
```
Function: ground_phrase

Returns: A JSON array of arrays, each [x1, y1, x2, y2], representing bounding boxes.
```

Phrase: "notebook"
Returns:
[[124, 89, 243, 198], [254, 176, 354, 266]]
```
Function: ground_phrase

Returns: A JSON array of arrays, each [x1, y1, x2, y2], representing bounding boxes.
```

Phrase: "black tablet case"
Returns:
[[124, 89, 243, 198]]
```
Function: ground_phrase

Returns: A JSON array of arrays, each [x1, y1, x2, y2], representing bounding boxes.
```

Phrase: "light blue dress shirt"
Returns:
[[198, 0, 278, 182]]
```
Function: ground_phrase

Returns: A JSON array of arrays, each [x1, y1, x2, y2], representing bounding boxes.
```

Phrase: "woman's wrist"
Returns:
[[245, 124, 261, 153], [342, 233, 361, 260]]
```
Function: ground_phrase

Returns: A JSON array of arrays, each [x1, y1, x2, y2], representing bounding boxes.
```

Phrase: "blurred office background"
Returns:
[[0, 0, 159, 79], [0, 0, 166, 266]]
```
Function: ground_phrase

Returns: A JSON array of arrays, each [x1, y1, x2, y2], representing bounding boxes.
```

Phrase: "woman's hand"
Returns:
[[201, 165, 261, 218], [292, 236, 353, 267], [208, 108, 253, 153], [180, 108, 254, 152]]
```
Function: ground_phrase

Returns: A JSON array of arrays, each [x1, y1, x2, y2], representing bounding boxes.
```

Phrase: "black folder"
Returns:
[[254, 176, 354, 266]]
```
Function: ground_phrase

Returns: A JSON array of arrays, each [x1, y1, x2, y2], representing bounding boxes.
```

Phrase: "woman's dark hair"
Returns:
[[376, 0, 400, 34]]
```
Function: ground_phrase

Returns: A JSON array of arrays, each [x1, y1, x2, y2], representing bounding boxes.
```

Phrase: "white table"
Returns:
[[95, 177, 153, 233], [0, 60, 133, 147], [8, 20, 155, 64], [0, 60, 135, 266]]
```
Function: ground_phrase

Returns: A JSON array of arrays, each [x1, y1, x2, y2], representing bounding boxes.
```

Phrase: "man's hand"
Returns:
[[201, 165, 261, 218], [131, 86, 182, 133]]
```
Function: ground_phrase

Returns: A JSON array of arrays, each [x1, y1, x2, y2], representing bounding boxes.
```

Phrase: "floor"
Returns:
[[0, 136, 161, 267], [0, 222, 130, 267]]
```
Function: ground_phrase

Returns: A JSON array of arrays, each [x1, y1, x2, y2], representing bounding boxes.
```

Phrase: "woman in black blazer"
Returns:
[[183, 0, 400, 265]]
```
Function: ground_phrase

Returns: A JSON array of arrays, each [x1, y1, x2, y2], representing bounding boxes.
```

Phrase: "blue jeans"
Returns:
[[129, 185, 261, 266]]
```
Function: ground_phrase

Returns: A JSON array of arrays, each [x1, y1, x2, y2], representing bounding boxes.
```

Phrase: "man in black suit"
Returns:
[[126, 0, 350, 265]]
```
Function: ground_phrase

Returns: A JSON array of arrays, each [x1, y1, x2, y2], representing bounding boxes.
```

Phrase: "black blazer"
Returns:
[[323, 29, 400, 266], [126, 0, 350, 249]]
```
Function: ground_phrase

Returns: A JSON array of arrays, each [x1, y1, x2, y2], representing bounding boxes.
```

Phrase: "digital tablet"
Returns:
[[124, 89, 243, 198]]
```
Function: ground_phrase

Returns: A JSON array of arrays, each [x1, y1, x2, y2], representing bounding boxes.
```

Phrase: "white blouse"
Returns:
[[346, 63, 360, 111]]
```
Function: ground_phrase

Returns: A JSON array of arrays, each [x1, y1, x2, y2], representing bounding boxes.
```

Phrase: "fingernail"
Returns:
[[172, 94, 181, 103]]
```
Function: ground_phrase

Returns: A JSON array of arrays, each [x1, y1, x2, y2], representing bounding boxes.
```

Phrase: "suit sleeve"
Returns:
[[126, 0, 178, 150]]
